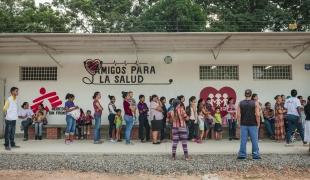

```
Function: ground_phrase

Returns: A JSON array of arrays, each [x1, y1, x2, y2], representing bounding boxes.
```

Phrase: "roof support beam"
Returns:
[[283, 41, 310, 60], [210, 35, 232, 60], [130, 35, 139, 62], [24, 36, 62, 68]]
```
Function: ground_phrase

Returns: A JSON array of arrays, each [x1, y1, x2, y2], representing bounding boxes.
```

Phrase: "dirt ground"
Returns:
[[0, 167, 309, 180]]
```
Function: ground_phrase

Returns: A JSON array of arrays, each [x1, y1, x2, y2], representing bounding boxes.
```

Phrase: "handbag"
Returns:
[[43, 118, 48, 125]]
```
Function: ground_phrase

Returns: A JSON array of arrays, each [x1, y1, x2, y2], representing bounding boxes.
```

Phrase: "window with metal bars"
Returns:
[[199, 65, 239, 80], [20, 66, 57, 81], [252, 65, 292, 80]]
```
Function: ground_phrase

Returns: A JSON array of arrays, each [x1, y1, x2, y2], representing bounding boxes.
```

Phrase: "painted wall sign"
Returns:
[[200, 86, 237, 117], [82, 59, 173, 85], [30, 87, 64, 115]]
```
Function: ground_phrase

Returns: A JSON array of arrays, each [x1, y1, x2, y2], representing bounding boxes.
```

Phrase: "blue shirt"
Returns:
[[65, 101, 75, 115]]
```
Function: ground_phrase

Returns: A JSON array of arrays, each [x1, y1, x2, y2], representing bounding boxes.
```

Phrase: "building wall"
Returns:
[[0, 50, 309, 133]]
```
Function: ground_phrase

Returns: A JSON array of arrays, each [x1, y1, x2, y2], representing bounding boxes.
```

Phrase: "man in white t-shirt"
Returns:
[[284, 89, 305, 146]]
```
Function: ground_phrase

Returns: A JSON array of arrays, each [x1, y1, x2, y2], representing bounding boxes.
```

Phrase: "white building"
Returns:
[[0, 32, 309, 137]]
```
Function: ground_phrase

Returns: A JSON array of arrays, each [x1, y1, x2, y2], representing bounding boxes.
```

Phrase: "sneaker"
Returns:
[[65, 140, 70, 145], [237, 156, 246, 160], [109, 139, 116, 143], [303, 141, 308, 146], [253, 157, 262, 160], [229, 138, 232, 141], [5, 146, 11, 151], [23, 138, 28, 141], [94, 141, 102, 144], [11, 145, 20, 148]]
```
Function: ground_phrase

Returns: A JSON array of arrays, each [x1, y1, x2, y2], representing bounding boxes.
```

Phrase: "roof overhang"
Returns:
[[0, 32, 309, 54]]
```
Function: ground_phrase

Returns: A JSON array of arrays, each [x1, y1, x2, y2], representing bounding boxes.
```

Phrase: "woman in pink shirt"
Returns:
[[167, 99, 190, 160]]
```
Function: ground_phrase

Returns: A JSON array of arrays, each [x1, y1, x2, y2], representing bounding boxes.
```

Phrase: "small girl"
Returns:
[[34, 111, 44, 140], [114, 109, 123, 142], [197, 110, 205, 143], [76, 109, 86, 140], [214, 107, 223, 140], [84, 110, 93, 139]]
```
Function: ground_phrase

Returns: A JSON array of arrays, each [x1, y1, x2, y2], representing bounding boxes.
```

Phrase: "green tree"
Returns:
[[196, 0, 295, 32], [0, 0, 71, 32], [134, 0, 206, 32]]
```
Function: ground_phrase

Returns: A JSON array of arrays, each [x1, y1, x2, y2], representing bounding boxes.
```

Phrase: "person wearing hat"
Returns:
[[237, 89, 261, 160]]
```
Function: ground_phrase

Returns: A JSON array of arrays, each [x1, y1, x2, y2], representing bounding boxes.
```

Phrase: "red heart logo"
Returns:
[[84, 59, 100, 76], [200, 86, 237, 117]]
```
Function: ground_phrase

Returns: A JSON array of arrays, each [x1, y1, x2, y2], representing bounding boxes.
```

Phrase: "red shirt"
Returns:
[[123, 100, 133, 116], [93, 100, 102, 116]]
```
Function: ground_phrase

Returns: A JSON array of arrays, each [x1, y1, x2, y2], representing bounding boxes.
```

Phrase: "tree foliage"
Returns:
[[0, 0, 309, 32]]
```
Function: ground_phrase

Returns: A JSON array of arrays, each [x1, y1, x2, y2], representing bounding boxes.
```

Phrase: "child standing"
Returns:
[[197, 110, 205, 143], [214, 107, 223, 140], [114, 109, 123, 142], [76, 109, 86, 140], [84, 110, 93, 139], [34, 111, 44, 140]]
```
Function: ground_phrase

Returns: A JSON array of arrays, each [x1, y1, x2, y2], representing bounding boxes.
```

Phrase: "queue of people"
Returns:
[[3, 86, 310, 159]]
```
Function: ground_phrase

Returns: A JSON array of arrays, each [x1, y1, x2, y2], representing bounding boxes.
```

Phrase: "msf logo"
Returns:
[[30, 87, 63, 113]]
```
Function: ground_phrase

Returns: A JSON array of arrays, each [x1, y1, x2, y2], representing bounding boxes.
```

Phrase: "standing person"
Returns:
[[197, 98, 212, 140], [168, 98, 175, 112], [19, 102, 34, 141], [303, 96, 310, 152], [274, 95, 286, 142], [128, 91, 137, 123], [177, 95, 186, 110], [197, 109, 205, 143], [284, 89, 305, 146], [137, 95, 150, 142], [160, 96, 168, 141], [123, 91, 134, 145], [226, 97, 238, 141], [33, 110, 45, 140], [64, 93, 79, 144], [167, 98, 175, 139], [186, 96, 198, 142], [75, 109, 85, 140], [150, 95, 163, 144], [3, 87, 20, 150], [298, 96, 306, 129], [237, 89, 261, 160], [167, 99, 190, 160], [214, 107, 223, 140], [114, 109, 123, 142], [263, 102, 275, 140], [108, 95, 117, 143], [93, 92, 103, 144]]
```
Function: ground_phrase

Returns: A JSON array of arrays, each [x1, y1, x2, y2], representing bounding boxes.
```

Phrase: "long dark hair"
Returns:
[[189, 96, 196, 104]]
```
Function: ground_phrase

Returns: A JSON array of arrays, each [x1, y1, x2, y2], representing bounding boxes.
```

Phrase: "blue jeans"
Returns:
[[227, 119, 237, 138], [124, 115, 134, 144], [94, 114, 102, 142], [238, 125, 260, 158], [264, 118, 275, 138], [286, 114, 304, 144], [35, 122, 43, 137], [65, 115, 76, 135], [4, 120, 16, 147]]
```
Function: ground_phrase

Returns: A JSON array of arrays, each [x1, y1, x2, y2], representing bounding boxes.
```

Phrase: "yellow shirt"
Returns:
[[3, 96, 16, 112], [214, 113, 222, 124]]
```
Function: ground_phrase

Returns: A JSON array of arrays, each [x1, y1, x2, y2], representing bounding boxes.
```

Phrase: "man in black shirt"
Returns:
[[237, 89, 261, 160]]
